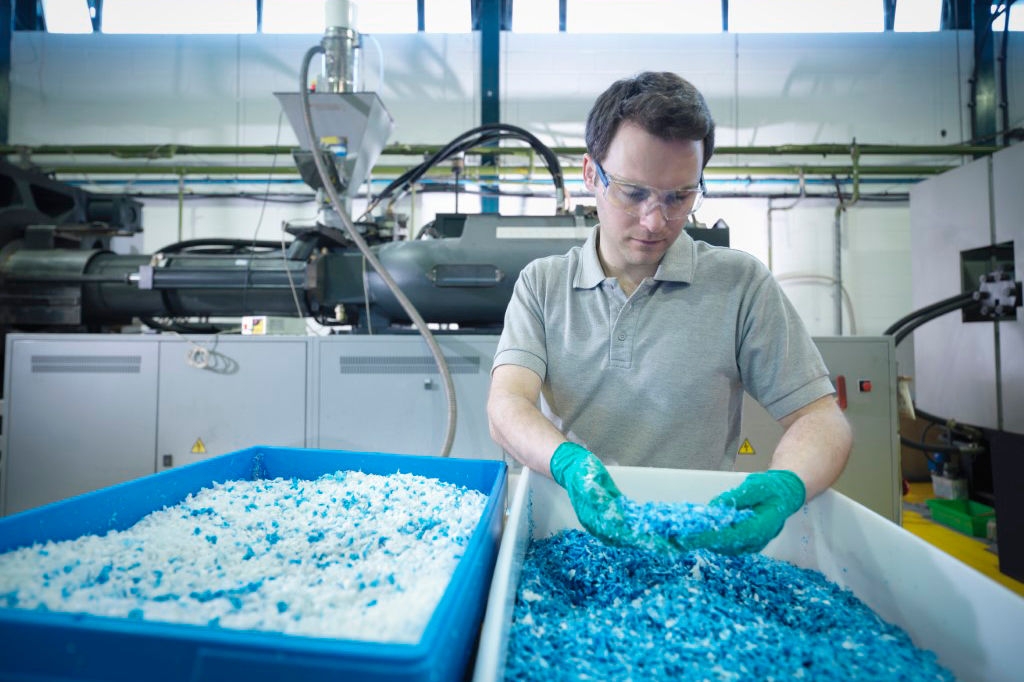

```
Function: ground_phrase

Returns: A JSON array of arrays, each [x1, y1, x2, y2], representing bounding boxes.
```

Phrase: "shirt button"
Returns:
[[617, 333, 626, 341]]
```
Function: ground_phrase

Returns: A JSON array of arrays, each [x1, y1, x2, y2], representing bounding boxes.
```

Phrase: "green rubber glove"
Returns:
[[549, 442, 673, 553], [692, 470, 806, 556]]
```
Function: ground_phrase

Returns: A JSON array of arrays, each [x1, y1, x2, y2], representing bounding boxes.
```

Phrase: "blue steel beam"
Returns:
[[479, 0, 501, 212]]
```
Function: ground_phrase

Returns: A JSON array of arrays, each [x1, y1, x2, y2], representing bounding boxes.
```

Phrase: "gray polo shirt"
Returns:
[[492, 227, 835, 470]]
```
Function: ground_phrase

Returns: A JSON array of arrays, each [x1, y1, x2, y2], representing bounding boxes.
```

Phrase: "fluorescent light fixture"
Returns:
[[42, 0, 93, 34]]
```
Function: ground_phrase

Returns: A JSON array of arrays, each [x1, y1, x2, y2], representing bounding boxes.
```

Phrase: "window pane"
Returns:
[[42, 0, 93, 33], [567, 0, 720, 34], [514, 0, 560, 33], [357, 0, 418, 33], [263, 0, 324, 34], [894, 0, 942, 32], [263, 0, 417, 34], [425, 0, 471, 33], [993, 2, 1024, 31], [730, 0, 882, 33], [103, 0, 254, 34]]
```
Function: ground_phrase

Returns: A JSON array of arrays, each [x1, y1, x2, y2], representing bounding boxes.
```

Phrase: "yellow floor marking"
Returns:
[[903, 483, 1024, 598]]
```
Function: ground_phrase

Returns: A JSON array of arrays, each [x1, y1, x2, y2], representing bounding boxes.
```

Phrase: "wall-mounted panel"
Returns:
[[909, 156, 998, 429]]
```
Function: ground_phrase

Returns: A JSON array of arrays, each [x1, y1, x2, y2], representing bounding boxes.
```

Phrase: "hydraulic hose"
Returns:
[[882, 292, 975, 337], [299, 44, 458, 458], [899, 435, 983, 456], [891, 296, 974, 347], [886, 293, 985, 457]]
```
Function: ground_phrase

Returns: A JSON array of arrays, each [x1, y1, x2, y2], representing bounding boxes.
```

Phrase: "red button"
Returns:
[[859, 380, 872, 392]]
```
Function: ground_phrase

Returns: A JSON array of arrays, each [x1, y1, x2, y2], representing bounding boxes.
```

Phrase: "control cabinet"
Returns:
[[2, 333, 500, 515], [736, 337, 901, 522]]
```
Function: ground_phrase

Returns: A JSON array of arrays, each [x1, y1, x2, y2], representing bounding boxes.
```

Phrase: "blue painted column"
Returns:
[[479, 0, 500, 213]]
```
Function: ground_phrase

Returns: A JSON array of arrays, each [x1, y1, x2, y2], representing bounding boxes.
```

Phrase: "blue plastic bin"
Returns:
[[0, 446, 507, 682]]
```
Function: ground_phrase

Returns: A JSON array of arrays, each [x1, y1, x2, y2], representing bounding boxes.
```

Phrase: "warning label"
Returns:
[[191, 438, 207, 455], [737, 438, 756, 455], [242, 316, 267, 335]]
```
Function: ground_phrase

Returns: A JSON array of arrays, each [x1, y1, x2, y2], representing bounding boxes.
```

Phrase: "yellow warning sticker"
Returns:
[[737, 438, 756, 455], [191, 438, 207, 455]]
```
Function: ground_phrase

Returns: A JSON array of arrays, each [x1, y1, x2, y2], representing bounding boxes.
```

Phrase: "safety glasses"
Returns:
[[593, 160, 704, 221]]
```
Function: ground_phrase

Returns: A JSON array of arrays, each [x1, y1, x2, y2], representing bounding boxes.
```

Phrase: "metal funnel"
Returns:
[[275, 91, 395, 198]]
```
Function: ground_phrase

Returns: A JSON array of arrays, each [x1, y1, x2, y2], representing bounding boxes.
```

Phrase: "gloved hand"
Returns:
[[549, 442, 673, 553], [689, 470, 806, 555]]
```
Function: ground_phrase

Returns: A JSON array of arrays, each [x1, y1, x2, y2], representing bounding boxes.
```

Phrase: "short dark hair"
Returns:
[[585, 71, 716, 169]]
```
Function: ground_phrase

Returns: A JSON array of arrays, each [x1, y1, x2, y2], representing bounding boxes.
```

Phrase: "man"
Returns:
[[486, 71, 852, 555]]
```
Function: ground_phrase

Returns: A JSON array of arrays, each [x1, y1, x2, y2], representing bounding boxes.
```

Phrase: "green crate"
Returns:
[[926, 498, 995, 538]]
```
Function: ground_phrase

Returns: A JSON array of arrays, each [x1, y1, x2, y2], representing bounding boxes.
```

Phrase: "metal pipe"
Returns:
[[833, 205, 844, 335], [0, 142, 999, 158], [177, 173, 184, 242], [32, 163, 956, 178]]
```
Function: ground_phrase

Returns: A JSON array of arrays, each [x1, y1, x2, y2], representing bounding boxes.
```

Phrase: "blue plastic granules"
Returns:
[[616, 498, 755, 540], [505, 530, 957, 681]]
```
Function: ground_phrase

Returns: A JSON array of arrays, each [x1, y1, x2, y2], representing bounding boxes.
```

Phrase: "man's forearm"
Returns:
[[769, 398, 853, 500], [487, 391, 567, 476]]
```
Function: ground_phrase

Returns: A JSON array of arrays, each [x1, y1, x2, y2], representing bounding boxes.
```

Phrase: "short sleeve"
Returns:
[[737, 268, 835, 420], [492, 263, 549, 380]]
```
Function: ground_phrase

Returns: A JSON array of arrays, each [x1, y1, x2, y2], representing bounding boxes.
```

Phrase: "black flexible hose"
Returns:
[[140, 317, 228, 334], [371, 122, 567, 212], [900, 435, 982, 456], [914, 407, 986, 440], [155, 238, 285, 256], [882, 292, 975, 336], [892, 297, 975, 346], [886, 293, 985, 451]]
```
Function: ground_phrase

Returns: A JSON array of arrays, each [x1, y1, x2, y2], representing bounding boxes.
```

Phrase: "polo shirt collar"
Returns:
[[654, 229, 696, 283], [576, 228, 607, 289], [574, 225, 697, 289]]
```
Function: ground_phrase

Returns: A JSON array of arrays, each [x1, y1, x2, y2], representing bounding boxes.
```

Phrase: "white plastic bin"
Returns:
[[474, 467, 1024, 682]]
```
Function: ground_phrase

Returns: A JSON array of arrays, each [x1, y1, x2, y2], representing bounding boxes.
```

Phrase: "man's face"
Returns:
[[583, 122, 704, 279]]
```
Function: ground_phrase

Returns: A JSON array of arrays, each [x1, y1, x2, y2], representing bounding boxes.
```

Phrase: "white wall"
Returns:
[[9, 30, 1021, 335], [909, 141, 1024, 433]]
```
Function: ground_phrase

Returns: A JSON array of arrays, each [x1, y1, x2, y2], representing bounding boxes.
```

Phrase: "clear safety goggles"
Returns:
[[593, 160, 705, 222]]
